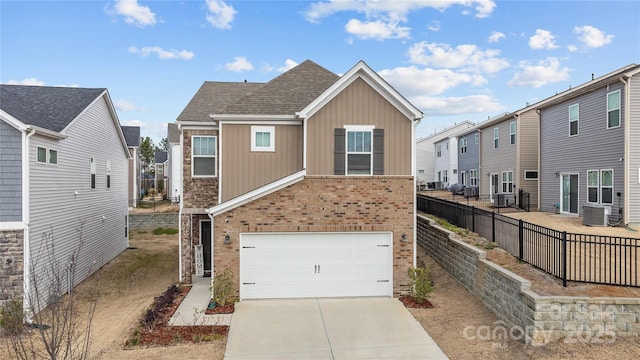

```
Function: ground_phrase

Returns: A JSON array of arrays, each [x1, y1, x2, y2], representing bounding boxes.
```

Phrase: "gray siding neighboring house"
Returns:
[[539, 64, 640, 226], [457, 129, 480, 189], [121, 126, 140, 207], [415, 121, 474, 186], [0, 84, 131, 312], [0, 121, 22, 221], [479, 114, 518, 204]]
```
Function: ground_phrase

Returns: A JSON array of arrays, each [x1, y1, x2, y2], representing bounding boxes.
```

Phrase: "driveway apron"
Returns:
[[224, 298, 448, 360]]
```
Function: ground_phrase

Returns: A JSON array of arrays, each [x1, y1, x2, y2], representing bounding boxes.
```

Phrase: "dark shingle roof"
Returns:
[[0, 84, 106, 132], [176, 60, 340, 121], [121, 126, 140, 147], [176, 81, 264, 122], [155, 151, 168, 163], [223, 60, 339, 115]]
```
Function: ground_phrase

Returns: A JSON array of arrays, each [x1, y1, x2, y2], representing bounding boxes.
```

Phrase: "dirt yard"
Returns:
[[3, 225, 638, 359]]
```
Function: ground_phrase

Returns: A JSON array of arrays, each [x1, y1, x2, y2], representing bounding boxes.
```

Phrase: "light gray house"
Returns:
[[121, 125, 140, 208], [539, 64, 640, 227], [415, 121, 474, 187], [0, 85, 130, 312], [457, 127, 480, 189]]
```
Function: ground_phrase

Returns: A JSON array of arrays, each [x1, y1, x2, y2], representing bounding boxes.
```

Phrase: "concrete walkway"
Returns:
[[224, 298, 449, 360], [169, 276, 232, 326]]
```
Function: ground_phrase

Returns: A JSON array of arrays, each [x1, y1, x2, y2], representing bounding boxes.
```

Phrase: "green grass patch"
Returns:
[[424, 214, 469, 237], [153, 227, 178, 235]]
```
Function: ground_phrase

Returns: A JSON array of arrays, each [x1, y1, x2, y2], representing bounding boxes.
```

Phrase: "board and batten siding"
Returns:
[[28, 95, 128, 310], [628, 74, 640, 226], [221, 123, 303, 202], [480, 120, 517, 196], [0, 120, 22, 221], [539, 81, 625, 216], [306, 78, 412, 176], [517, 110, 539, 209], [457, 131, 480, 185]]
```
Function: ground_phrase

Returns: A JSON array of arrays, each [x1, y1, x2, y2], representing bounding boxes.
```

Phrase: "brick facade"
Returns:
[[211, 175, 414, 298], [182, 129, 218, 209], [0, 230, 24, 305], [180, 212, 210, 283]]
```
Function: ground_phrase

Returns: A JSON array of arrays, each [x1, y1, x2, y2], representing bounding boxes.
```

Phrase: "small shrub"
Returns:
[[213, 268, 235, 307], [407, 267, 433, 304], [0, 298, 24, 335]]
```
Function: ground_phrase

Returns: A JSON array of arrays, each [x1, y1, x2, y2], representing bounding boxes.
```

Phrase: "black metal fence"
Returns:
[[417, 194, 640, 287]]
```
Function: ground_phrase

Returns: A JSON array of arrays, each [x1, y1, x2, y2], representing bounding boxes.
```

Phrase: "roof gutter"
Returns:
[[26, 125, 67, 140]]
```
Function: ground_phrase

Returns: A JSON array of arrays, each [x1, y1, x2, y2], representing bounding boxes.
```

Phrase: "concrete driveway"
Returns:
[[224, 298, 448, 360]]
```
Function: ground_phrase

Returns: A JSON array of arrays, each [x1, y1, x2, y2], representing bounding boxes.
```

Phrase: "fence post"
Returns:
[[562, 231, 567, 287], [491, 211, 496, 243], [471, 206, 475, 233], [518, 219, 523, 261]]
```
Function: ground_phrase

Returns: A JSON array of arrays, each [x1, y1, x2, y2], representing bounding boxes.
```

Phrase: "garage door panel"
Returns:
[[240, 232, 392, 299]]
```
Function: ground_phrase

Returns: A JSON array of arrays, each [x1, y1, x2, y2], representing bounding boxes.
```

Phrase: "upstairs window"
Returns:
[[346, 129, 372, 175], [436, 144, 441, 157], [37, 147, 47, 163], [510, 121, 516, 146], [474, 133, 479, 144], [493, 128, 499, 149], [106, 160, 111, 189], [90, 158, 96, 189], [460, 138, 467, 154], [569, 104, 579, 136], [251, 126, 275, 152], [49, 149, 58, 165], [607, 90, 620, 128], [334, 127, 383, 175], [192, 136, 217, 177]]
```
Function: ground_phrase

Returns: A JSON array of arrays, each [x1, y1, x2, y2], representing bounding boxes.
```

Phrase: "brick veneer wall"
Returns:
[[180, 213, 209, 283], [182, 129, 218, 209], [0, 230, 24, 305], [417, 214, 640, 346], [211, 176, 415, 298]]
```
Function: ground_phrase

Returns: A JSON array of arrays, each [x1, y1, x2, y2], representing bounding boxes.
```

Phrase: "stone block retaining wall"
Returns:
[[417, 214, 639, 345], [129, 213, 178, 230]]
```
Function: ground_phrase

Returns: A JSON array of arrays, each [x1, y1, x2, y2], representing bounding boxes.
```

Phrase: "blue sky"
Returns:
[[2, 1, 639, 145]]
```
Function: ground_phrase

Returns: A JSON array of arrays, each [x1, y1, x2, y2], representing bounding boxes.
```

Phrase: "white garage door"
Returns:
[[240, 232, 393, 299]]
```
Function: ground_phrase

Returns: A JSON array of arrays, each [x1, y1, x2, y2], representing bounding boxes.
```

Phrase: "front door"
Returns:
[[200, 220, 212, 274], [561, 174, 579, 214]]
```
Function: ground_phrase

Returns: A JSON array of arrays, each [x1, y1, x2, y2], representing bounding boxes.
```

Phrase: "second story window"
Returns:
[[569, 104, 579, 136], [106, 160, 111, 189], [510, 121, 516, 146], [90, 157, 96, 189], [607, 90, 620, 128], [460, 138, 467, 154], [192, 136, 217, 177], [49, 149, 58, 165], [251, 126, 275, 152], [493, 128, 499, 149], [475, 133, 479, 144], [346, 129, 372, 175], [436, 144, 441, 157]]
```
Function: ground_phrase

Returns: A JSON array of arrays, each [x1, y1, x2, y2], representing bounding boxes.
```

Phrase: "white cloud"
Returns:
[[407, 42, 510, 74], [128, 46, 194, 60], [379, 66, 486, 97], [427, 20, 440, 32], [277, 59, 299, 72], [574, 25, 613, 48], [567, 45, 578, 52], [345, 18, 410, 40], [225, 57, 253, 72], [488, 31, 505, 43], [529, 29, 558, 50], [5, 78, 46, 86], [115, 99, 145, 112], [206, 0, 236, 29], [508, 57, 571, 88], [113, 0, 156, 27], [410, 94, 504, 116]]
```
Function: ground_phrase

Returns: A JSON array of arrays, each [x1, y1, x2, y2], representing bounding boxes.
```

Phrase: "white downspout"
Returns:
[[23, 128, 35, 317], [178, 124, 183, 282], [620, 76, 630, 226], [412, 118, 421, 268], [207, 211, 215, 292]]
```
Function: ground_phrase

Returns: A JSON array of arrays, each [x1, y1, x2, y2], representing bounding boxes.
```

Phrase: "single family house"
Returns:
[[154, 150, 168, 196], [121, 125, 140, 208], [0, 85, 130, 312], [456, 127, 480, 191], [175, 60, 423, 300]]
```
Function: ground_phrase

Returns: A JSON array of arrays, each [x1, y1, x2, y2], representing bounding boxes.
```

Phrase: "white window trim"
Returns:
[[524, 170, 538, 180], [436, 144, 441, 157], [251, 125, 275, 152], [48, 149, 58, 165], [90, 157, 96, 189], [509, 121, 516, 146], [344, 125, 374, 176], [36, 146, 47, 164], [606, 90, 621, 129], [470, 169, 478, 187], [587, 169, 599, 203], [493, 128, 499, 149], [501, 170, 514, 193], [460, 137, 467, 154], [106, 160, 111, 189], [600, 169, 614, 205], [474, 133, 479, 145], [569, 103, 579, 137], [191, 135, 217, 178]]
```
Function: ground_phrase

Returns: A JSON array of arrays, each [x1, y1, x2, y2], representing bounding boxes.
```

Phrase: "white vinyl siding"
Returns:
[[192, 136, 217, 177], [569, 104, 579, 136], [607, 90, 621, 128]]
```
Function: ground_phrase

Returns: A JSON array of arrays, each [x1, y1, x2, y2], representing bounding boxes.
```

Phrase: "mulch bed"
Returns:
[[127, 284, 229, 347], [399, 296, 434, 309], [205, 303, 235, 315]]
